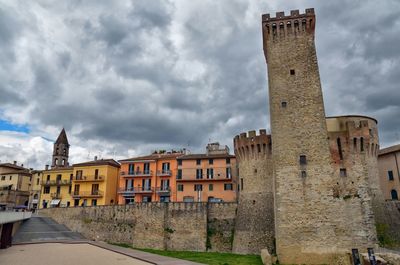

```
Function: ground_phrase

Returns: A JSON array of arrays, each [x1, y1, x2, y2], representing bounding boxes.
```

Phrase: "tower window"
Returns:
[[281, 101, 287, 108], [353, 138, 357, 149], [290, 69, 295, 75], [388, 170, 394, 181], [299, 155, 307, 165], [340, 168, 347, 177], [301, 170, 307, 178], [391, 189, 398, 200], [337, 138, 343, 160], [360, 137, 364, 152]]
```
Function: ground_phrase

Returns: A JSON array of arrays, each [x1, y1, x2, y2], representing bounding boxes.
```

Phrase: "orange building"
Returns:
[[118, 152, 183, 204], [176, 143, 237, 202]]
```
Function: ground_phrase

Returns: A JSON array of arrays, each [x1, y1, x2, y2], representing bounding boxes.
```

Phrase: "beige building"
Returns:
[[0, 162, 32, 208], [378, 144, 400, 200]]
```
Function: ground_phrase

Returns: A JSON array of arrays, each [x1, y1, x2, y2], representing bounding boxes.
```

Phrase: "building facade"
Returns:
[[177, 143, 237, 203], [118, 152, 183, 203], [71, 159, 120, 206], [0, 162, 32, 208], [40, 166, 73, 208], [29, 170, 43, 210], [378, 144, 400, 200]]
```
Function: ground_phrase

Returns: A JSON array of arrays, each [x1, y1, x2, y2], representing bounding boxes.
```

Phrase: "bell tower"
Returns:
[[51, 128, 70, 168]]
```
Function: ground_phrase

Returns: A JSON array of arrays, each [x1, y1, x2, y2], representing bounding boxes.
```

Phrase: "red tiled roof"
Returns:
[[379, 144, 400, 156], [73, 159, 120, 168]]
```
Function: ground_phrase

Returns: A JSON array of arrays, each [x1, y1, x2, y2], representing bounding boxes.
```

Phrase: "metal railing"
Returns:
[[72, 190, 104, 197], [118, 187, 154, 194], [155, 187, 171, 194], [156, 170, 172, 176], [50, 193, 62, 199], [121, 170, 153, 177], [41, 179, 72, 186], [74, 175, 105, 182], [176, 167, 234, 181]]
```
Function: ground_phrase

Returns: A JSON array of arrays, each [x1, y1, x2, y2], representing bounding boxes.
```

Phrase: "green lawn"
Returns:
[[110, 243, 263, 265]]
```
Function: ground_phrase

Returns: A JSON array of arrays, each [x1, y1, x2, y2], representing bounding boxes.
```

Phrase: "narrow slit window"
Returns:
[[281, 101, 287, 108], [360, 137, 364, 152], [340, 168, 347, 177], [337, 138, 343, 160], [290, 69, 295, 75], [301, 170, 307, 178], [353, 138, 357, 149], [299, 155, 307, 165]]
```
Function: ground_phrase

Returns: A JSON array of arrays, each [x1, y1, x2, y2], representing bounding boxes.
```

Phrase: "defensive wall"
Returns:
[[40, 202, 237, 252], [233, 129, 275, 254]]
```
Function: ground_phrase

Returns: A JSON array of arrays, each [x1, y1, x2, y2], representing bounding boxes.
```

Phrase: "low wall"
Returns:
[[40, 202, 237, 252]]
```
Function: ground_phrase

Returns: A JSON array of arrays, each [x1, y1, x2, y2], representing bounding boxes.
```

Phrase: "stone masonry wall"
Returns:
[[232, 130, 275, 255], [40, 202, 237, 252]]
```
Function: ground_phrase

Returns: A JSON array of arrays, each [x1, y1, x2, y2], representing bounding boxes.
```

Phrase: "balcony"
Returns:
[[73, 175, 105, 182], [41, 180, 72, 186], [71, 190, 103, 198], [177, 167, 234, 182], [156, 187, 171, 195], [118, 187, 154, 195], [121, 171, 153, 177], [50, 193, 62, 199], [156, 170, 172, 177]]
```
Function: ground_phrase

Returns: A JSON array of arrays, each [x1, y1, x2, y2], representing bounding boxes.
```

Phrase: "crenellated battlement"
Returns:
[[262, 8, 315, 54], [233, 129, 272, 161]]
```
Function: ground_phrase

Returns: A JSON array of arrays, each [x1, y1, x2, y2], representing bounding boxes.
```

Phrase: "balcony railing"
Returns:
[[42, 180, 72, 186], [121, 171, 153, 177], [156, 187, 171, 195], [72, 190, 104, 198], [118, 187, 154, 195], [177, 167, 234, 181], [74, 175, 105, 182], [156, 170, 172, 177], [50, 193, 62, 199]]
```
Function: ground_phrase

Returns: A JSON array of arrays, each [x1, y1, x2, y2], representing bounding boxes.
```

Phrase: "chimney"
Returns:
[[94, 156, 98, 161], [45, 165, 49, 170], [21, 164, 24, 167], [13, 161, 17, 165]]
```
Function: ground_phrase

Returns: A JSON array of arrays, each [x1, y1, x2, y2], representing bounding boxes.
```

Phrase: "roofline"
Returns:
[[378, 144, 400, 156], [119, 159, 157, 163], [326, 115, 378, 124]]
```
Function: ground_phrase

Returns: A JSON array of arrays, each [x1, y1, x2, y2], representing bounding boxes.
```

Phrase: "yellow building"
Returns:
[[29, 170, 43, 210], [71, 159, 120, 207], [40, 166, 73, 208]]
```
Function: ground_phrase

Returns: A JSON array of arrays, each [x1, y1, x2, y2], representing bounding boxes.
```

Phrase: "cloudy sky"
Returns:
[[0, 0, 399, 169]]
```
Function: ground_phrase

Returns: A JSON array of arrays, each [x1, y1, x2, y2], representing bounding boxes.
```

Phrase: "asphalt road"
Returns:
[[12, 214, 85, 244]]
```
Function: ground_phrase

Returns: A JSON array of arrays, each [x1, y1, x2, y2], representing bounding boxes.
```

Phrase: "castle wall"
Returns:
[[232, 129, 275, 254], [40, 202, 237, 252]]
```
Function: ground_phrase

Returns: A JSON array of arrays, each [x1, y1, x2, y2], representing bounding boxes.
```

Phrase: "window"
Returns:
[[56, 186, 61, 194], [1, 176, 5, 181], [290, 69, 295, 75], [76, 170, 83, 179], [209, 159, 214, 165], [68, 185, 72, 194], [196, 159, 201, 165], [56, 174, 62, 182], [143, 163, 150, 174], [95, 169, 99, 179], [301, 170, 307, 178], [209, 184, 213, 191], [337, 138, 343, 160], [128, 164, 134, 174], [207, 168, 214, 179], [299, 155, 307, 165], [340, 168, 347, 177], [9, 176, 12, 180], [224, 184, 233, 191], [391, 189, 398, 200], [74, 184, 80, 195], [388, 170, 394, 181], [44, 186, 50, 194], [353, 138, 357, 149], [177, 169, 182, 179], [162, 162, 170, 173], [196, 169, 203, 179], [177, 184, 184, 192], [226, 167, 231, 179], [183, 196, 194, 202], [226, 158, 231, 164], [36, 178, 39, 185], [241, 178, 244, 191], [194, 184, 203, 191], [92, 184, 99, 195], [47, 175, 50, 181], [177, 160, 182, 166], [91, 199, 97, 206], [62, 159, 65, 166], [360, 137, 364, 152]]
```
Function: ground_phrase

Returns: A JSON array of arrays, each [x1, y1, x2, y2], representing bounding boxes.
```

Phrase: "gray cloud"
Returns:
[[0, 0, 399, 168]]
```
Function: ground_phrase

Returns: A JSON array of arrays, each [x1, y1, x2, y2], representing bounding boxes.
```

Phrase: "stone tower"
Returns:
[[262, 9, 376, 263], [51, 128, 70, 168], [233, 129, 274, 254]]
